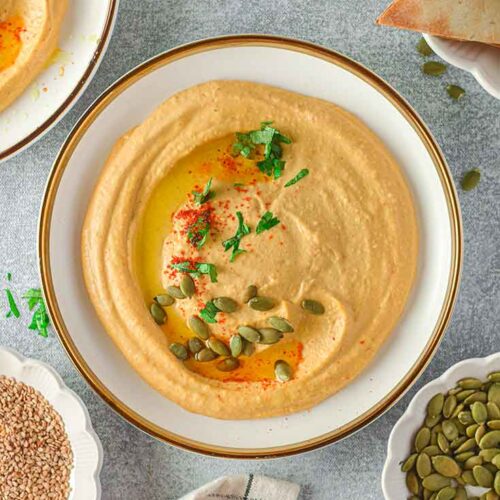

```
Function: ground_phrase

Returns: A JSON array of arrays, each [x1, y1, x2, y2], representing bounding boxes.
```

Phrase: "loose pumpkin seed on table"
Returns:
[[401, 372, 500, 499]]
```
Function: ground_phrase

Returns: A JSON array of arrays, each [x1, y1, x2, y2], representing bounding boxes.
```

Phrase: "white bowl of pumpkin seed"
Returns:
[[382, 353, 500, 500]]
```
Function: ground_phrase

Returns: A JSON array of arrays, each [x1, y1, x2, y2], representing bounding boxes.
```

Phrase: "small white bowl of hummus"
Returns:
[[40, 35, 462, 457]]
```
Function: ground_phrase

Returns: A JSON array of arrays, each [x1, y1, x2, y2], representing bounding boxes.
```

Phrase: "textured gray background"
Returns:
[[1, 1, 499, 499]]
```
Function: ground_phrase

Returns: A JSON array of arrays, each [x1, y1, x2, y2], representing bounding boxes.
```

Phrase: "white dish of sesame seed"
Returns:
[[0, 346, 103, 499]]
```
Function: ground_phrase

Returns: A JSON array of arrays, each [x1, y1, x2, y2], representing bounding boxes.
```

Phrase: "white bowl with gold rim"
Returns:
[[0, 346, 103, 499], [382, 353, 500, 499], [39, 35, 462, 458], [0, 0, 118, 162]]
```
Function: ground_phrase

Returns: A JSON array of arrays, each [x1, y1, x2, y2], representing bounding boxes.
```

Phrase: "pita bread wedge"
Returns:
[[377, 0, 500, 44]]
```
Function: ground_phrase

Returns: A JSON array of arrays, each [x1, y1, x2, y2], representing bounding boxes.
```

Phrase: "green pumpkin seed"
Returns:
[[155, 294, 175, 306], [216, 357, 240, 372], [489, 373, 500, 383], [428, 393, 445, 417], [207, 337, 230, 357], [494, 471, 500, 495], [473, 465, 494, 487], [482, 492, 498, 500], [213, 297, 238, 313], [188, 337, 204, 354], [443, 395, 457, 419], [188, 315, 209, 340], [455, 487, 467, 500], [423, 445, 441, 457], [465, 392, 488, 405], [492, 454, 500, 468], [459, 378, 484, 390], [416, 427, 432, 452], [195, 348, 218, 362], [480, 449, 500, 462], [179, 274, 195, 298], [422, 61, 447, 76], [451, 437, 467, 450], [275, 360, 292, 382], [455, 452, 475, 463], [242, 285, 257, 303], [461, 169, 481, 191], [451, 403, 465, 419], [488, 403, 500, 420], [258, 328, 283, 345], [458, 411, 474, 426], [489, 384, 500, 406], [166, 285, 186, 299], [473, 402, 489, 424], [150, 302, 167, 325], [248, 296, 275, 311], [465, 455, 484, 469], [442, 421, 459, 441], [407, 471, 420, 495], [417, 453, 432, 478], [432, 455, 461, 477], [467, 424, 480, 437], [423, 488, 433, 500], [462, 470, 478, 485], [241, 341, 255, 357], [476, 424, 487, 445], [457, 389, 476, 401], [485, 463, 498, 475], [426, 414, 441, 428], [229, 334, 243, 357], [301, 299, 325, 315], [437, 433, 450, 454], [402, 453, 418, 472], [169, 342, 188, 360], [454, 438, 476, 454], [454, 419, 466, 435], [488, 420, 500, 430], [267, 316, 294, 333], [430, 431, 438, 446], [237, 325, 261, 343], [435, 486, 456, 500], [480, 431, 500, 450], [422, 474, 450, 491], [417, 37, 434, 56]]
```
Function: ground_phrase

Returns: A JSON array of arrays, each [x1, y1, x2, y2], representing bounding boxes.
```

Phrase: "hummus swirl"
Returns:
[[82, 81, 418, 419], [0, 0, 67, 112]]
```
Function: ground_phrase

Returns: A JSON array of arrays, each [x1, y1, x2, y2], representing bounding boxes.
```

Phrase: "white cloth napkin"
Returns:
[[178, 474, 300, 500]]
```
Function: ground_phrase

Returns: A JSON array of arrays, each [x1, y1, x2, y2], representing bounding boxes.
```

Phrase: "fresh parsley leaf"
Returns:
[[187, 212, 211, 248], [256, 211, 280, 234], [222, 211, 251, 262], [170, 261, 218, 283], [233, 122, 292, 180], [199, 300, 220, 323], [192, 178, 213, 205], [284, 168, 309, 187], [22, 288, 50, 337], [5, 288, 20, 318]]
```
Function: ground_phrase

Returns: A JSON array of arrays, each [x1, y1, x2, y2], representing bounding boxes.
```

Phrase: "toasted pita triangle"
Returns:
[[377, 0, 500, 44]]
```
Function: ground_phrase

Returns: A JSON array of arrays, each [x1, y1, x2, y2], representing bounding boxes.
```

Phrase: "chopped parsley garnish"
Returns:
[[233, 121, 291, 180], [199, 300, 220, 323], [256, 211, 280, 234], [284, 168, 309, 187], [170, 261, 218, 283], [222, 211, 251, 262], [192, 177, 213, 205], [5, 288, 20, 318], [22, 289, 50, 338], [187, 212, 211, 248]]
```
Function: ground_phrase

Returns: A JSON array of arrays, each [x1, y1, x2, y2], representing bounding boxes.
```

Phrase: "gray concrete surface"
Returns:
[[1, 1, 499, 498]]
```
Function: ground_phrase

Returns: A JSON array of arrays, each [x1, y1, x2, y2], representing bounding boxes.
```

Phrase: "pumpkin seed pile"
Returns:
[[149, 279, 325, 382], [402, 372, 500, 499]]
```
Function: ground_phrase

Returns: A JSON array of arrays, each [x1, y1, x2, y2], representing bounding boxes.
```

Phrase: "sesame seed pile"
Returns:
[[0, 375, 73, 499]]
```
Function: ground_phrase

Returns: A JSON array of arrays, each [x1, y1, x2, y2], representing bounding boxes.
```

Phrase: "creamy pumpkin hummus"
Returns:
[[0, 0, 67, 112], [82, 80, 418, 419]]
